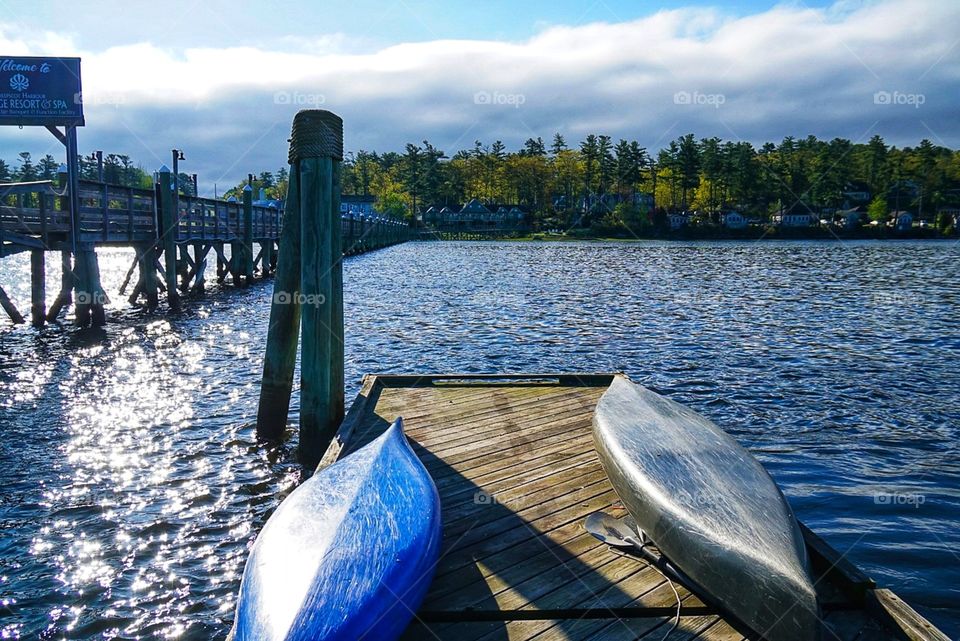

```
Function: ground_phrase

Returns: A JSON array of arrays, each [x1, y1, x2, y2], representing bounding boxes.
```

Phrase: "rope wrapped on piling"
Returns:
[[288, 110, 343, 163]]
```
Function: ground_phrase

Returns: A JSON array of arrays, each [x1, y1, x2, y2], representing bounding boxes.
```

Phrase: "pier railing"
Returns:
[[174, 194, 281, 243], [0, 178, 411, 254]]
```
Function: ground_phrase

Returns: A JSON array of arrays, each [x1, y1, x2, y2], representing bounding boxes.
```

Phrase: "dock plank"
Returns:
[[328, 374, 948, 641]]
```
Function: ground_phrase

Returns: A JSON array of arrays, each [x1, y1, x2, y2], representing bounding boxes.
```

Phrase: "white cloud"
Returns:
[[0, 0, 957, 192]]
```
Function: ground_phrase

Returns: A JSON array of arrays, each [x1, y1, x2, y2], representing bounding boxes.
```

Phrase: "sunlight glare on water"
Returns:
[[0, 240, 958, 639]]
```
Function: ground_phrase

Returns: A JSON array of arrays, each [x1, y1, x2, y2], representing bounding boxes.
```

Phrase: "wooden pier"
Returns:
[[319, 373, 948, 641], [0, 175, 409, 326]]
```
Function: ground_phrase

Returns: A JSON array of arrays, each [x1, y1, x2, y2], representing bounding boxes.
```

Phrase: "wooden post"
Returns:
[[297, 111, 344, 467], [177, 246, 192, 292], [0, 286, 24, 324], [329, 162, 345, 427], [256, 154, 303, 441], [46, 251, 72, 322], [30, 250, 45, 327], [73, 246, 106, 327], [191, 242, 207, 292], [157, 166, 181, 311], [242, 185, 254, 284], [256, 109, 344, 468], [73, 249, 90, 327], [226, 196, 242, 287], [143, 243, 159, 310]]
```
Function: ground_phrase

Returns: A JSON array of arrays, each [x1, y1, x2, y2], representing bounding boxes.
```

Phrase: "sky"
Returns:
[[0, 0, 957, 194]]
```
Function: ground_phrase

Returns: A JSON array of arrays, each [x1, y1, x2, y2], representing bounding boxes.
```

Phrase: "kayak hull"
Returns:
[[232, 418, 441, 641], [593, 378, 821, 641]]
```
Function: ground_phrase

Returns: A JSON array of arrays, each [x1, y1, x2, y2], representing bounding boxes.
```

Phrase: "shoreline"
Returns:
[[494, 227, 953, 242]]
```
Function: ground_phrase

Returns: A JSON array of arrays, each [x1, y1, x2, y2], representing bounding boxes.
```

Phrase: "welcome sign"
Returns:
[[0, 56, 84, 126]]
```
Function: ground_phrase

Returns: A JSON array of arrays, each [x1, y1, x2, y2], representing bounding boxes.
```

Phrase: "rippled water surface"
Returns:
[[1, 240, 958, 639]]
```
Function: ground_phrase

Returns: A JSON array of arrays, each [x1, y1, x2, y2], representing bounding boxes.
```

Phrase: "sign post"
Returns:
[[0, 56, 94, 324], [0, 57, 84, 126]]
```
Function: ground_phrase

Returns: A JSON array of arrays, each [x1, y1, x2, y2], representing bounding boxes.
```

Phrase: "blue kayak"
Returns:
[[231, 418, 442, 641]]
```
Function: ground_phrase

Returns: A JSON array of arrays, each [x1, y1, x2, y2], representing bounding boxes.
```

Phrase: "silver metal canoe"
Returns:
[[593, 377, 821, 641]]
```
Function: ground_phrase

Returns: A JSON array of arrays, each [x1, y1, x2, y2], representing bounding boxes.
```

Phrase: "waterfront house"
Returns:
[[342, 194, 376, 216], [422, 206, 439, 226], [421, 199, 527, 230], [722, 211, 747, 229], [776, 205, 815, 227], [891, 211, 913, 231], [668, 212, 688, 230], [839, 206, 865, 229], [462, 199, 489, 226]]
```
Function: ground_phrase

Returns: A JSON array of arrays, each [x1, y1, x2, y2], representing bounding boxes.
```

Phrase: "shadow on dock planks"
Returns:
[[316, 372, 949, 641]]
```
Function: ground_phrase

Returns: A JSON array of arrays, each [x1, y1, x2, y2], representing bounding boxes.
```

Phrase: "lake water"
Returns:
[[1, 240, 958, 639]]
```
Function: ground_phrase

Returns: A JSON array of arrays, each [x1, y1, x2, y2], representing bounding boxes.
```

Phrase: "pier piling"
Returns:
[[256, 110, 345, 467], [157, 166, 181, 312], [242, 186, 255, 284], [257, 167, 302, 442], [46, 251, 73, 322], [30, 249, 45, 327]]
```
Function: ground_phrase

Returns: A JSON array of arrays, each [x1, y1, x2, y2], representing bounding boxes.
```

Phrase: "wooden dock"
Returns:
[[0, 176, 409, 326], [321, 373, 948, 641]]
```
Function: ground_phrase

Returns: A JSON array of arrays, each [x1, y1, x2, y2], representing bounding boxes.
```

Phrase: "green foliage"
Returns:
[[377, 191, 408, 219], [4, 133, 957, 231], [867, 196, 888, 223]]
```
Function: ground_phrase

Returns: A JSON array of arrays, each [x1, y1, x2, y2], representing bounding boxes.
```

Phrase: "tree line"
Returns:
[[0, 151, 158, 190], [12, 132, 957, 233], [336, 134, 960, 230]]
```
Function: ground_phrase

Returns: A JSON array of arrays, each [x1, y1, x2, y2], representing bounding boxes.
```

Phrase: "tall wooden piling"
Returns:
[[143, 243, 159, 310], [73, 246, 106, 328], [242, 185, 255, 283], [30, 250, 45, 327], [256, 159, 303, 441], [329, 163, 345, 425], [46, 251, 73, 322], [157, 166, 181, 311], [256, 110, 344, 468], [191, 242, 208, 293]]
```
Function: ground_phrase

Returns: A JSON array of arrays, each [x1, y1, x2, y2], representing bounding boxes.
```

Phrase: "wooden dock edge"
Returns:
[[317, 372, 950, 641], [865, 590, 951, 641]]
